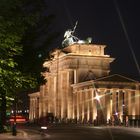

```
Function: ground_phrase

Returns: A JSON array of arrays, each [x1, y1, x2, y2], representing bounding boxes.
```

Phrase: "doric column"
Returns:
[[79, 91, 82, 121], [39, 85, 46, 118], [89, 88, 93, 121], [106, 90, 111, 122], [74, 69, 78, 84], [99, 88, 106, 123], [49, 75, 56, 116], [33, 98, 35, 119], [55, 71, 61, 118], [131, 91, 136, 118], [29, 98, 33, 121], [53, 76, 57, 116], [124, 90, 128, 114], [72, 92, 76, 119], [112, 89, 117, 114], [92, 89, 97, 120], [39, 97, 42, 118], [60, 72, 64, 118], [118, 90, 123, 122], [67, 70, 74, 119], [87, 89, 90, 121], [135, 85, 140, 116], [67, 71, 70, 119], [82, 91, 85, 121], [127, 90, 131, 115], [47, 77, 51, 113], [77, 91, 80, 120]]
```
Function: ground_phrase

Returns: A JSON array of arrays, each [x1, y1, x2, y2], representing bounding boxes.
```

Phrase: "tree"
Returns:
[[0, 18, 37, 131], [19, 5, 59, 86], [0, 1, 26, 130], [0, 0, 57, 132]]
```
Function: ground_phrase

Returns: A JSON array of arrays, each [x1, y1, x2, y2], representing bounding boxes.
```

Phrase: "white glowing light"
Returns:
[[95, 94, 100, 101], [115, 112, 118, 115], [41, 126, 47, 130]]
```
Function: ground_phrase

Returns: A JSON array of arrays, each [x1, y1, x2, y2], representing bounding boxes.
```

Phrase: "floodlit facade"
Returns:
[[29, 43, 140, 125]]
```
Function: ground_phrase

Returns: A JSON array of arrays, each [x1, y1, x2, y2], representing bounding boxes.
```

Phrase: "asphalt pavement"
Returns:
[[0, 124, 140, 140]]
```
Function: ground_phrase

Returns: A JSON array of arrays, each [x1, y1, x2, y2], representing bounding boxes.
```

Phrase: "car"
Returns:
[[9, 115, 28, 123]]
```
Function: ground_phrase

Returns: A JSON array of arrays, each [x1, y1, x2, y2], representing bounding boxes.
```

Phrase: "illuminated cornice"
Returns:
[[28, 92, 40, 97]]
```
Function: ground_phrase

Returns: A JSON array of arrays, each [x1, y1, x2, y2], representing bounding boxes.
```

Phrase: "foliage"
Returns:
[[0, 0, 56, 95], [0, 0, 57, 129]]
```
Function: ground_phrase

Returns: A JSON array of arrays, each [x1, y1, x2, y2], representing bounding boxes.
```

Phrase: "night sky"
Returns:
[[46, 0, 140, 80]]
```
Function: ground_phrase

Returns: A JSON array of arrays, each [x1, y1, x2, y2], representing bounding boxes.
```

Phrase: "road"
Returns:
[[46, 125, 140, 140], [0, 125, 140, 140]]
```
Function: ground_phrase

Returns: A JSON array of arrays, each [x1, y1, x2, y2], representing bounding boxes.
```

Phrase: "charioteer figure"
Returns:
[[62, 21, 92, 48]]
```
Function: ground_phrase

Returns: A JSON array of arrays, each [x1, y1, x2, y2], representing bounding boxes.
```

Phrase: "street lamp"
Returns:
[[115, 112, 118, 116], [12, 96, 17, 136]]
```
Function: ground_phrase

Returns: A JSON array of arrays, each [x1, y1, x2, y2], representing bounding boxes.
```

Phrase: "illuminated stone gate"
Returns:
[[29, 43, 140, 125]]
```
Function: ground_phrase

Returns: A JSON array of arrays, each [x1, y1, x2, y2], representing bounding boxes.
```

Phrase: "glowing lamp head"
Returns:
[[41, 126, 47, 130], [115, 112, 118, 116]]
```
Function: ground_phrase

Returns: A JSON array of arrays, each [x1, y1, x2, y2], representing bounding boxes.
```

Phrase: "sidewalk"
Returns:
[[0, 130, 28, 139]]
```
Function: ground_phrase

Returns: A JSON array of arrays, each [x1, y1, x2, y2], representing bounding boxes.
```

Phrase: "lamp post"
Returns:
[[122, 104, 125, 125], [12, 95, 17, 136]]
